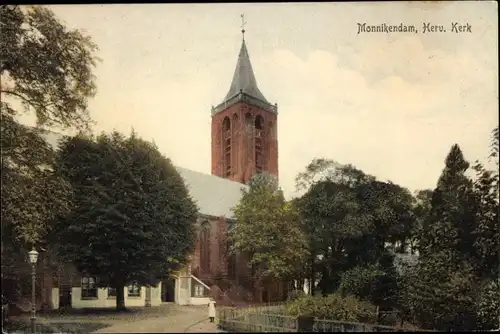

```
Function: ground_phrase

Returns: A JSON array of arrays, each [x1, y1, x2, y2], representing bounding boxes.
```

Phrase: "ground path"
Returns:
[[92, 305, 218, 333], [7, 304, 219, 333]]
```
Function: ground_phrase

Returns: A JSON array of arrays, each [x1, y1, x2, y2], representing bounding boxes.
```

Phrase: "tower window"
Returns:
[[245, 112, 254, 135], [255, 115, 264, 130], [268, 121, 275, 139], [222, 117, 231, 177], [223, 117, 231, 132], [255, 138, 262, 150]]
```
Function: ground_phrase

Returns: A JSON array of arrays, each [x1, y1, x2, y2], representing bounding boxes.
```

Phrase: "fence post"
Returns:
[[297, 315, 315, 332]]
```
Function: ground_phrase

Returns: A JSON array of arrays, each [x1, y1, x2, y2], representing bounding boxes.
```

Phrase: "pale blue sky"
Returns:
[[16, 2, 499, 198]]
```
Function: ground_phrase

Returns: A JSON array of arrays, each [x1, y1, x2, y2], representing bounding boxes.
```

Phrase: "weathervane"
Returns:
[[240, 14, 247, 39]]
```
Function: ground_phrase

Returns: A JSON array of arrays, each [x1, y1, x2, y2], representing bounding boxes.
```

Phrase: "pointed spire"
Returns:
[[222, 34, 269, 104], [241, 14, 246, 41]]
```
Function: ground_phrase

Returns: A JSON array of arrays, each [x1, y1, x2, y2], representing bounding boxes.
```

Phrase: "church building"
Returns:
[[39, 30, 284, 309]]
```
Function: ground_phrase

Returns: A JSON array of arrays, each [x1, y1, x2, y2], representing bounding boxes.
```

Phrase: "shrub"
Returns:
[[476, 279, 500, 330], [284, 293, 377, 323], [287, 289, 306, 301]]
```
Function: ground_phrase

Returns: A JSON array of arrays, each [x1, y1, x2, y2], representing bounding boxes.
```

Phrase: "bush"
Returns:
[[476, 279, 500, 330], [284, 293, 377, 323], [287, 289, 306, 301]]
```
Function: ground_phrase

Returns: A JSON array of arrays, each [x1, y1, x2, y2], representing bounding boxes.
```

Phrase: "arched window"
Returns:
[[255, 115, 264, 130], [245, 113, 253, 134], [199, 221, 211, 272], [222, 117, 231, 177], [268, 121, 274, 138], [254, 116, 264, 172], [222, 117, 231, 132]]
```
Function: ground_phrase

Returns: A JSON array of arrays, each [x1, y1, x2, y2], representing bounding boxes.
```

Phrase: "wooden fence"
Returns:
[[217, 304, 438, 332]]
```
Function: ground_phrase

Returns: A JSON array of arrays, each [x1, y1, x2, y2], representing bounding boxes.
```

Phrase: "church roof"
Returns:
[[222, 38, 269, 105], [175, 167, 247, 219], [42, 131, 246, 220]]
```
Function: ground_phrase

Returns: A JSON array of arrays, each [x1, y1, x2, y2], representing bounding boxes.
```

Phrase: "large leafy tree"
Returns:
[[1, 5, 98, 130], [419, 144, 477, 262], [229, 172, 309, 285], [1, 4, 98, 301], [52, 132, 198, 310], [470, 127, 500, 329], [296, 162, 412, 300], [401, 144, 482, 331]]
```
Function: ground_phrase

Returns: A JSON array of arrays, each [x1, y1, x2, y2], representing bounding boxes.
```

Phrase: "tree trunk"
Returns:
[[310, 255, 315, 296], [115, 283, 126, 311]]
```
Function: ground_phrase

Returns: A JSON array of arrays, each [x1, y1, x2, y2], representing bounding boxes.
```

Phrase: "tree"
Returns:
[[419, 144, 476, 263], [399, 251, 479, 331], [294, 158, 343, 191], [1, 116, 72, 299], [296, 162, 413, 298], [1, 4, 98, 301], [52, 131, 198, 310], [228, 172, 309, 284], [401, 144, 482, 331], [1, 5, 98, 131], [470, 127, 500, 329], [409, 189, 433, 254]]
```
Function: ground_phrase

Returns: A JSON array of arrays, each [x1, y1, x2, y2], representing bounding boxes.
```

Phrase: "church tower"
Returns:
[[211, 24, 278, 184]]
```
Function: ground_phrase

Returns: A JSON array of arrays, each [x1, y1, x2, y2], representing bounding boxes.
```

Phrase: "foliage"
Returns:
[[296, 163, 414, 297], [229, 172, 309, 281], [284, 293, 377, 323], [1, 5, 99, 131], [399, 251, 479, 331], [1, 116, 72, 248], [476, 279, 500, 330], [471, 162, 499, 279], [418, 144, 476, 263], [52, 131, 198, 310], [294, 158, 343, 191], [338, 264, 385, 300], [409, 189, 433, 253], [400, 141, 499, 331], [0, 5, 98, 302], [338, 254, 399, 309]]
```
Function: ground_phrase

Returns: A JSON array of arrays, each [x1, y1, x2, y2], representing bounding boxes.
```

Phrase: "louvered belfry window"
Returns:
[[254, 115, 264, 172], [222, 117, 231, 177]]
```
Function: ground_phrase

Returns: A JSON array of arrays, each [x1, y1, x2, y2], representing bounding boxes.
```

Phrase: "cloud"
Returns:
[[252, 34, 497, 198]]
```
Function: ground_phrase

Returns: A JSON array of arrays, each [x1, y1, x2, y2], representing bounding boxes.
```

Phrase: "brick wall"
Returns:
[[211, 102, 278, 184]]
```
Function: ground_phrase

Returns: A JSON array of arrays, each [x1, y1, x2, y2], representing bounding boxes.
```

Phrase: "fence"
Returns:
[[218, 304, 437, 332]]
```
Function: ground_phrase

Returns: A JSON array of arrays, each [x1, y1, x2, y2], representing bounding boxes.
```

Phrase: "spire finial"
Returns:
[[240, 14, 246, 40]]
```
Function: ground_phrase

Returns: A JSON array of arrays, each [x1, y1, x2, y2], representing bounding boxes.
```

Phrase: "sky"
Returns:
[[17, 2, 499, 198]]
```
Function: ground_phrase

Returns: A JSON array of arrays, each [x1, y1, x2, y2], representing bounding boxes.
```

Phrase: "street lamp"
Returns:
[[28, 249, 38, 334]]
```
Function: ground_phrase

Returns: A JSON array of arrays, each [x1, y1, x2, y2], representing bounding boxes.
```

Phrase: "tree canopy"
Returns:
[[1, 5, 99, 301], [52, 131, 198, 310], [1, 5, 98, 131], [399, 140, 499, 331], [229, 172, 309, 283]]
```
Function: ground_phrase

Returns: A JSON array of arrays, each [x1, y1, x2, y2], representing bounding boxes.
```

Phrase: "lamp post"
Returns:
[[28, 249, 38, 334]]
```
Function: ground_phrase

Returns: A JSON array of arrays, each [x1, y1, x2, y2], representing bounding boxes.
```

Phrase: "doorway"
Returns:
[[59, 284, 72, 309], [161, 278, 175, 303]]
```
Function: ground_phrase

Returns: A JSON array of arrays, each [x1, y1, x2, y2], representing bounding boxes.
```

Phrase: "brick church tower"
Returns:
[[211, 30, 278, 184]]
